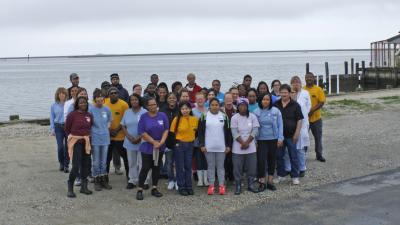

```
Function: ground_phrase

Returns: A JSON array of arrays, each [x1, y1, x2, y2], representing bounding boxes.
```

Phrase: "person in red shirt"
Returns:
[[185, 73, 202, 104], [65, 96, 93, 198]]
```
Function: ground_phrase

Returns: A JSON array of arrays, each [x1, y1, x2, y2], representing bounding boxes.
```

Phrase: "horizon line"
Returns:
[[0, 48, 369, 60]]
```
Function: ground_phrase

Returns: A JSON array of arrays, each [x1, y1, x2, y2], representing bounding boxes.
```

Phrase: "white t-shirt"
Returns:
[[63, 98, 74, 123], [231, 113, 259, 154], [205, 111, 226, 152]]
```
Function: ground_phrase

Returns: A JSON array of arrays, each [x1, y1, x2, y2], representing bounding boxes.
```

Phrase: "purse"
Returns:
[[165, 117, 180, 149]]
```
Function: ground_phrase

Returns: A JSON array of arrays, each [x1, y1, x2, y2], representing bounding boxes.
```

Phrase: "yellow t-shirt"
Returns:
[[104, 99, 129, 141], [170, 116, 199, 142], [303, 85, 326, 123]]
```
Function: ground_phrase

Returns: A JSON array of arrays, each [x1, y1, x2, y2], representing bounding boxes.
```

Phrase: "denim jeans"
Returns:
[[174, 141, 194, 190], [92, 145, 108, 177], [284, 146, 308, 172], [277, 138, 300, 178], [54, 123, 69, 168], [310, 119, 323, 158], [164, 149, 176, 182]]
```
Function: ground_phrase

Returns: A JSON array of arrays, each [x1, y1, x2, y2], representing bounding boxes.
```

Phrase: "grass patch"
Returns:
[[328, 99, 381, 111], [321, 108, 338, 119], [377, 96, 400, 104]]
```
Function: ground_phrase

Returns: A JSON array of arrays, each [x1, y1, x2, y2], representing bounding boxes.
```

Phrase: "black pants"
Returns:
[[224, 151, 234, 181], [257, 139, 278, 177], [68, 142, 91, 183], [106, 140, 129, 180], [138, 151, 164, 188], [194, 147, 208, 170]]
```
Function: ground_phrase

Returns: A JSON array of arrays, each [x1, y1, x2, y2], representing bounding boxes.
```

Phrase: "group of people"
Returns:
[[50, 71, 326, 200]]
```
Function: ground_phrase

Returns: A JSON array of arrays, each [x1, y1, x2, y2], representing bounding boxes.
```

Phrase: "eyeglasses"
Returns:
[[109, 92, 118, 95]]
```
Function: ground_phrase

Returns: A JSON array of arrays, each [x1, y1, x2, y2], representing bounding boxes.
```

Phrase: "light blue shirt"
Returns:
[[50, 102, 65, 132], [216, 92, 225, 104], [120, 107, 147, 151], [89, 104, 112, 146], [253, 106, 284, 141], [248, 103, 259, 113]]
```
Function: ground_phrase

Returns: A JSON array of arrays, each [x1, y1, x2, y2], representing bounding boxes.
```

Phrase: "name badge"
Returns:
[[85, 116, 91, 123], [158, 120, 164, 125]]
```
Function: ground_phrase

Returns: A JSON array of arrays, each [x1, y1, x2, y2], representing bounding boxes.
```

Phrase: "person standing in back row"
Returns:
[[110, 73, 129, 103], [68, 73, 80, 100], [104, 87, 129, 181], [303, 72, 326, 162], [185, 73, 202, 104]]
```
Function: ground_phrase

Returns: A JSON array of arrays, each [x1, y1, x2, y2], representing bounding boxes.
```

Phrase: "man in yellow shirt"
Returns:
[[104, 87, 129, 179], [304, 72, 326, 162]]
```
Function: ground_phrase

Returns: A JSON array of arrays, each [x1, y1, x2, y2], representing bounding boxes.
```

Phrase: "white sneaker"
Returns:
[[292, 178, 300, 185], [167, 181, 175, 190], [174, 182, 179, 190], [273, 176, 287, 184]]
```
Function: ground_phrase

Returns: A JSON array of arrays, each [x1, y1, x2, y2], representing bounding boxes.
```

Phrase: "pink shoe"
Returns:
[[207, 185, 215, 195]]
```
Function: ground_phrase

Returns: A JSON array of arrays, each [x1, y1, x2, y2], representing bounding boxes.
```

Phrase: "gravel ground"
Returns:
[[0, 89, 399, 225]]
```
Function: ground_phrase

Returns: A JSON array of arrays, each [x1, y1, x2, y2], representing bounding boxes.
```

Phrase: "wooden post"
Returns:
[[344, 61, 349, 75], [337, 74, 340, 94], [351, 58, 354, 74], [356, 63, 360, 89], [325, 62, 329, 92], [306, 63, 310, 74], [361, 61, 366, 89]]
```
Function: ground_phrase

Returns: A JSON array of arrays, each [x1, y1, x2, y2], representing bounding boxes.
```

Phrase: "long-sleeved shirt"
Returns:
[[63, 98, 74, 123], [65, 110, 93, 137], [50, 102, 65, 132], [295, 90, 312, 149], [253, 106, 284, 141]]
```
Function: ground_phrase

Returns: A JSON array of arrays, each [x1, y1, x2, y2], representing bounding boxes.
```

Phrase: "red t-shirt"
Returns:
[[65, 110, 93, 136]]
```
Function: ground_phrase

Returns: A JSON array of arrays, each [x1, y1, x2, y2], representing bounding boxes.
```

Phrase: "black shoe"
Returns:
[[64, 167, 69, 173], [247, 178, 259, 193], [67, 180, 76, 198], [299, 171, 306, 177], [126, 183, 136, 189], [187, 189, 194, 195], [59, 164, 64, 171], [151, 188, 163, 197], [101, 175, 112, 190], [179, 189, 188, 196], [317, 156, 326, 162], [80, 179, 93, 195], [136, 190, 144, 200], [258, 183, 266, 192], [94, 177, 102, 191], [266, 183, 277, 191], [234, 182, 241, 195], [143, 184, 150, 190]]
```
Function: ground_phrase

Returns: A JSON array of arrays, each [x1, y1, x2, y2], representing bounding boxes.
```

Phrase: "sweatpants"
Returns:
[[233, 152, 257, 183], [206, 152, 226, 186], [127, 150, 142, 185]]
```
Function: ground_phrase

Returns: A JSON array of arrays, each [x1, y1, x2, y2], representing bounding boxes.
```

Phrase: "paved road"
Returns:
[[208, 168, 400, 225]]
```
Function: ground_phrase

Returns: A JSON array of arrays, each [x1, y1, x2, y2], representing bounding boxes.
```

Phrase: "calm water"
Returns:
[[0, 50, 369, 121]]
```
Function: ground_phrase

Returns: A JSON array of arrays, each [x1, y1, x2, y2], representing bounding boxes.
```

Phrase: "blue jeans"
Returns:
[[54, 123, 69, 167], [277, 138, 300, 178], [284, 147, 308, 172], [92, 145, 108, 177], [174, 141, 193, 190], [165, 150, 176, 182]]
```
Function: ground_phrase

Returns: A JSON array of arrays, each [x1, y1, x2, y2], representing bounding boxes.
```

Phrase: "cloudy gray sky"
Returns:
[[0, 0, 398, 57]]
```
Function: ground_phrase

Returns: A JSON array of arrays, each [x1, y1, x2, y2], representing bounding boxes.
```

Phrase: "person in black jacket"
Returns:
[[198, 98, 232, 195], [110, 73, 129, 103]]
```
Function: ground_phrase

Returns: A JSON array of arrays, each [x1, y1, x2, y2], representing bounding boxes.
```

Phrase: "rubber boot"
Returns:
[[94, 176, 102, 191], [234, 181, 241, 195], [67, 180, 76, 198], [80, 179, 93, 195], [101, 175, 112, 190], [203, 170, 209, 186], [247, 177, 259, 193]]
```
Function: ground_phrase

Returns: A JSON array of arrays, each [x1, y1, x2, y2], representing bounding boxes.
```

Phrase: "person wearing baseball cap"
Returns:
[[68, 73, 80, 99], [110, 73, 129, 103]]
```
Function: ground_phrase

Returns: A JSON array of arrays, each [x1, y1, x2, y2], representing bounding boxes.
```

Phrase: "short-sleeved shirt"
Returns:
[[89, 105, 112, 146], [275, 99, 304, 139], [104, 99, 129, 141], [170, 116, 198, 142], [231, 113, 259, 154], [120, 107, 147, 151], [303, 85, 326, 123], [205, 111, 226, 152], [138, 112, 169, 154]]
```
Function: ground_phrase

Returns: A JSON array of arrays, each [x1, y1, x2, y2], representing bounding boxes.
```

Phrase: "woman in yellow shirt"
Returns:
[[170, 101, 198, 196]]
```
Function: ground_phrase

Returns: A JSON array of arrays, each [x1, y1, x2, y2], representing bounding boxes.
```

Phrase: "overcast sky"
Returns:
[[0, 0, 398, 57]]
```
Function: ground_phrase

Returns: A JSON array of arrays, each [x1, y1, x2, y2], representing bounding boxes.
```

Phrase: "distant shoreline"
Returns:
[[0, 48, 369, 60]]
